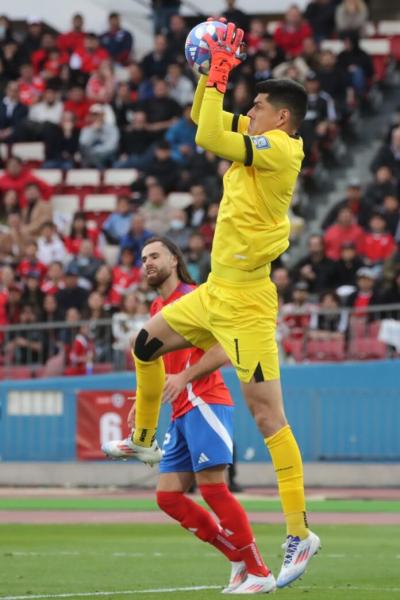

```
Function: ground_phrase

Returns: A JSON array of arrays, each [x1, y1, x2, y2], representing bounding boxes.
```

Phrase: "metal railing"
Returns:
[[0, 303, 399, 379]]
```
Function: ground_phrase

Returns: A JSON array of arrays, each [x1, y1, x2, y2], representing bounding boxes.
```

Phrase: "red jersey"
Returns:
[[111, 265, 141, 306], [0, 169, 52, 209], [360, 232, 396, 263], [150, 282, 233, 420], [68, 333, 95, 375], [18, 77, 46, 106], [70, 47, 109, 74], [17, 259, 47, 282], [57, 31, 85, 55], [274, 21, 312, 57], [64, 98, 92, 129]]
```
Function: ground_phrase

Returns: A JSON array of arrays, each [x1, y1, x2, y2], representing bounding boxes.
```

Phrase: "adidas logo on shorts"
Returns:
[[198, 452, 209, 464]]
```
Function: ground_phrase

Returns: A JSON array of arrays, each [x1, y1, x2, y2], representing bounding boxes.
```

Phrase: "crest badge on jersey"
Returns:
[[250, 135, 271, 150]]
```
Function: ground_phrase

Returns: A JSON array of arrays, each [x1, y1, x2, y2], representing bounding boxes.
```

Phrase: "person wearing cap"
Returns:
[[322, 178, 367, 229], [79, 103, 119, 168], [347, 266, 380, 315], [323, 205, 364, 260]]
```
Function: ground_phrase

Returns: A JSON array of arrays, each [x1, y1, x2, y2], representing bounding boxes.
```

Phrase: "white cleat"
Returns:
[[101, 437, 162, 466], [276, 531, 321, 588], [222, 561, 248, 594], [227, 573, 276, 594]]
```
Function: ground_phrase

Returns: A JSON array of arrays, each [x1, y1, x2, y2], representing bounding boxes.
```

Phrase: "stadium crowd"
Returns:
[[0, 0, 399, 374]]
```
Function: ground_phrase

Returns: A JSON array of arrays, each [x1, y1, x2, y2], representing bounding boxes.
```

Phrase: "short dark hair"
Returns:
[[142, 236, 195, 285], [255, 79, 308, 128]]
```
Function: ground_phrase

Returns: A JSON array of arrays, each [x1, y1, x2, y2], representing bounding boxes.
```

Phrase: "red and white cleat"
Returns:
[[102, 437, 162, 466], [276, 531, 321, 588], [226, 573, 276, 594], [222, 561, 248, 594]]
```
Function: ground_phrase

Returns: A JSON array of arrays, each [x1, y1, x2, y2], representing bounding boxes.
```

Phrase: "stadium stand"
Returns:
[[0, 4, 399, 377]]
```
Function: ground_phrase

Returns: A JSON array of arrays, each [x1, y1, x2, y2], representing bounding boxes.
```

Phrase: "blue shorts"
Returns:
[[159, 404, 234, 473]]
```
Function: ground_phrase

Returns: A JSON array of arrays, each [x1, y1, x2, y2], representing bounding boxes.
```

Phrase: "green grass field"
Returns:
[[1, 523, 400, 600]]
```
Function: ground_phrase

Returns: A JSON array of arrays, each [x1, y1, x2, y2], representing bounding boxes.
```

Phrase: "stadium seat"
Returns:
[[0, 366, 33, 380], [168, 192, 192, 209], [65, 169, 101, 188], [51, 194, 80, 214], [377, 20, 400, 36], [306, 337, 345, 362], [321, 38, 390, 56], [84, 194, 118, 212], [11, 142, 45, 162], [33, 169, 63, 187], [347, 337, 387, 360], [103, 169, 138, 187], [93, 363, 113, 374]]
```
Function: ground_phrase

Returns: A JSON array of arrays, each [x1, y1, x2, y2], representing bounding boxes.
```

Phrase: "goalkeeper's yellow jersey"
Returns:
[[192, 77, 304, 281]]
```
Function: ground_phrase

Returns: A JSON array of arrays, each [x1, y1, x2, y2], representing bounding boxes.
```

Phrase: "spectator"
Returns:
[[31, 33, 68, 78], [0, 212, 27, 266], [330, 241, 365, 290], [27, 86, 64, 132], [381, 195, 400, 239], [304, 0, 336, 42], [37, 221, 68, 266], [292, 233, 335, 295], [274, 5, 313, 58], [63, 85, 92, 129], [17, 63, 45, 107], [335, 0, 368, 36], [41, 261, 66, 295], [140, 140, 180, 192], [139, 183, 174, 235], [102, 195, 133, 244], [0, 80, 28, 142], [115, 110, 154, 169], [64, 211, 100, 256], [370, 127, 400, 181], [253, 53, 273, 83], [100, 12, 133, 65], [86, 290, 112, 361], [0, 189, 19, 223], [42, 110, 80, 169], [151, 0, 181, 35], [322, 179, 365, 229], [165, 14, 188, 60], [21, 182, 53, 238], [360, 210, 396, 266], [93, 264, 114, 309], [364, 166, 398, 208], [226, 79, 253, 114], [66, 322, 95, 376], [271, 266, 293, 305], [185, 184, 207, 228], [380, 270, 400, 313], [57, 13, 86, 55], [16, 240, 47, 283], [323, 206, 364, 260], [166, 63, 194, 106], [246, 19, 266, 56], [40, 293, 63, 362], [21, 271, 44, 311], [165, 208, 192, 251], [56, 264, 89, 314], [6, 284, 23, 325], [126, 62, 153, 103], [222, 0, 250, 33], [347, 266, 380, 312], [141, 34, 171, 79], [112, 82, 136, 129], [1, 39, 24, 81], [111, 247, 141, 305], [120, 213, 154, 265], [309, 290, 348, 338], [86, 60, 116, 104], [0, 15, 16, 45], [69, 32, 109, 75], [79, 103, 119, 168], [0, 156, 52, 210], [337, 32, 373, 98], [316, 50, 354, 121], [281, 281, 314, 355], [66, 239, 104, 288], [140, 78, 182, 143], [5, 304, 43, 365], [112, 291, 149, 369], [21, 16, 44, 56], [165, 104, 196, 165], [258, 33, 286, 69], [185, 231, 211, 283]]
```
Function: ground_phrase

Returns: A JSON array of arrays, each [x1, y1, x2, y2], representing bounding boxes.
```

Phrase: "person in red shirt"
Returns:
[[63, 211, 99, 256], [323, 206, 365, 260], [63, 86, 92, 129], [16, 240, 48, 284], [31, 33, 68, 76], [360, 211, 396, 264], [18, 63, 45, 106], [40, 260, 65, 295], [57, 13, 86, 55], [110, 247, 141, 306], [69, 33, 109, 75], [66, 323, 95, 375], [0, 157, 53, 210], [103, 237, 275, 594], [274, 5, 313, 58]]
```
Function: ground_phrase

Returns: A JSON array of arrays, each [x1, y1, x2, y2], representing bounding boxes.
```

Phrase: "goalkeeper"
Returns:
[[128, 20, 320, 588]]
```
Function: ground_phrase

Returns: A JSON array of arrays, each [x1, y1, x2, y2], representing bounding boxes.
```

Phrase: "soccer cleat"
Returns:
[[276, 530, 321, 588], [225, 573, 276, 594], [222, 561, 247, 594], [101, 436, 162, 466]]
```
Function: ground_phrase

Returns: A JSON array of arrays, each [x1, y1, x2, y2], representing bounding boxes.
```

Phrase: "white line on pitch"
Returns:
[[0, 585, 222, 600]]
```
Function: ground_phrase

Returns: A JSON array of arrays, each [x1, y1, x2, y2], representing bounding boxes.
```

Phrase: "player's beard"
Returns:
[[146, 267, 171, 288]]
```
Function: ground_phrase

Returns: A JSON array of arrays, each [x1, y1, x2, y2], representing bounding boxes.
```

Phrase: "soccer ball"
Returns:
[[185, 20, 227, 76]]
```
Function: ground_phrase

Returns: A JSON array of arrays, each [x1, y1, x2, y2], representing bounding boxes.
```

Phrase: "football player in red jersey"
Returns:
[[103, 236, 275, 594]]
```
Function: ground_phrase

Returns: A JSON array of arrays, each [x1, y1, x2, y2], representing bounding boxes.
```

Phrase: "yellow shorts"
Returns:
[[161, 272, 280, 383]]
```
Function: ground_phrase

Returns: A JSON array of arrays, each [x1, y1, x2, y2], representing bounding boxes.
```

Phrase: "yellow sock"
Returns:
[[265, 424, 309, 539], [132, 352, 165, 447]]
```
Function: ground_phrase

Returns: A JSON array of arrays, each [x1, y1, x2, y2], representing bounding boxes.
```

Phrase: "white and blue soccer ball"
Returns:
[[185, 20, 228, 76]]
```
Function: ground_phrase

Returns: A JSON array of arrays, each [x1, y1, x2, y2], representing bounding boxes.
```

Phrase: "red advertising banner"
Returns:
[[77, 390, 134, 460]]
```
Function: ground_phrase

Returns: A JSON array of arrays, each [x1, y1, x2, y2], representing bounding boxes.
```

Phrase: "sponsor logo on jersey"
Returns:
[[250, 135, 271, 150]]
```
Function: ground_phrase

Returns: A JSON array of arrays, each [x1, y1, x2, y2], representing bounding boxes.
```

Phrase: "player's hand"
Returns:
[[127, 399, 136, 429], [163, 373, 187, 404], [204, 22, 245, 94]]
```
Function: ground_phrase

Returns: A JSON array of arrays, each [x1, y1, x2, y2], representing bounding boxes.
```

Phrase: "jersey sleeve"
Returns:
[[244, 130, 291, 171], [191, 75, 249, 131]]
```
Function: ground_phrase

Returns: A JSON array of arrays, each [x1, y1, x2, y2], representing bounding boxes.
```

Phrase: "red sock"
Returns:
[[199, 483, 270, 577], [156, 491, 241, 562]]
